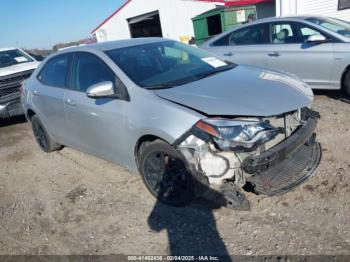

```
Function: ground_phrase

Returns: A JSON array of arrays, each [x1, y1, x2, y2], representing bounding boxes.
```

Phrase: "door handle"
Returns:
[[268, 51, 281, 57], [32, 90, 40, 96], [223, 52, 233, 57], [65, 98, 76, 106]]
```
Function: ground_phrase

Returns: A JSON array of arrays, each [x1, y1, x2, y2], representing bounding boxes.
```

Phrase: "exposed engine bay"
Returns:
[[176, 107, 321, 209]]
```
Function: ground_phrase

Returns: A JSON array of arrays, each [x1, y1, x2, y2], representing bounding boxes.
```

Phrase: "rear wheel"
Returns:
[[344, 70, 350, 97], [31, 115, 62, 152], [139, 140, 195, 206]]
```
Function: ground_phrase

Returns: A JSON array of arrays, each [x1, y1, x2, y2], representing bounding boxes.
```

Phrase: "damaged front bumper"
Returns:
[[242, 118, 321, 196], [176, 108, 321, 208], [243, 116, 321, 196]]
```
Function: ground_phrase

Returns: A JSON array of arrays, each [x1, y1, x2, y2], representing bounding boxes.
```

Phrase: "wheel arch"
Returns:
[[26, 109, 36, 121], [341, 64, 350, 90], [133, 134, 168, 170]]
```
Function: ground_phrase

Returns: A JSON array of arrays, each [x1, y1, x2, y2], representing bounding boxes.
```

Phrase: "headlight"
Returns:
[[195, 118, 282, 151]]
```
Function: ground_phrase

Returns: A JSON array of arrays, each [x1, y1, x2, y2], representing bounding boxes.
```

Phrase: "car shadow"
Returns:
[[148, 199, 231, 259], [0, 115, 27, 128], [313, 90, 350, 104], [146, 168, 238, 259]]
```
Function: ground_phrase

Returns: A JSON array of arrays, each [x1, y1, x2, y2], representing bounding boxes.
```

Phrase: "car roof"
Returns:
[[57, 37, 167, 54], [246, 15, 330, 25]]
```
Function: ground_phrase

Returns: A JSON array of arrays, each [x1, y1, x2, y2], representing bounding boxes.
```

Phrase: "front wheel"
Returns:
[[139, 140, 195, 206]]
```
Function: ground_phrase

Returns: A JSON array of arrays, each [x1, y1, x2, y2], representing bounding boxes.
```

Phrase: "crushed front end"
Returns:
[[176, 108, 321, 209]]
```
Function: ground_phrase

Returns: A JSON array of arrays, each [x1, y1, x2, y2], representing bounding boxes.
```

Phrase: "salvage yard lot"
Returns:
[[0, 92, 350, 255]]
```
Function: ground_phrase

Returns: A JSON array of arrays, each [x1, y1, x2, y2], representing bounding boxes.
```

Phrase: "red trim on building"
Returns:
[[225, 0, 274, 5], [91, 0, 274, 34], [196, 0, 273, 5], [91, 0, 132, 34]]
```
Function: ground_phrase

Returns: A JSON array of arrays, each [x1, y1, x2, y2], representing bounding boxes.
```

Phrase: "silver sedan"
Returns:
[[22, 38, 321, 209], [201, 16, 350, 96]]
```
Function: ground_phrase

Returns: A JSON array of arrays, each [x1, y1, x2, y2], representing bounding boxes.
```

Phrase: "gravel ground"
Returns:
[[0, 92, 349, 256]]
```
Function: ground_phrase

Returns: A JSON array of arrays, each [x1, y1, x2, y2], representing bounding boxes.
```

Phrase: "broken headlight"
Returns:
[[195, 119, 282, 151]]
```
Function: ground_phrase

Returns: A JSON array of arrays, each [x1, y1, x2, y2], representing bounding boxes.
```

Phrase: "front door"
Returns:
[[266, 21, 335, 89], [64, 52, 129, 164]]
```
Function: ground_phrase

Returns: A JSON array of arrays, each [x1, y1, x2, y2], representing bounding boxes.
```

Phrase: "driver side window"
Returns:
[[72, 52, 115, 92], [271, 23, 294, 43], [269, 22, 330, 44]]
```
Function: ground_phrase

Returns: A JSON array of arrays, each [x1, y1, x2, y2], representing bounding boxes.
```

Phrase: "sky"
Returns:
[[0, 0, 125, 49]]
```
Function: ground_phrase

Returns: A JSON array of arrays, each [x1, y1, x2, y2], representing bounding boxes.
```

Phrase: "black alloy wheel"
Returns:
[[31, 115, 62, 152], [139, 140, 195, 206]]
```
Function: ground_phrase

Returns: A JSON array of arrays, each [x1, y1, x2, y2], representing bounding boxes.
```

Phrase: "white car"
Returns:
[[0, 48, 39, 118]]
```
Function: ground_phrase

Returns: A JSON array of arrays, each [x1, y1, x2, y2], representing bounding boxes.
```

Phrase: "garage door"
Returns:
[[128, 11, 163, 38]]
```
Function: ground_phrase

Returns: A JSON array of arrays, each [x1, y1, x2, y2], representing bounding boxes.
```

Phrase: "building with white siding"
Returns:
[[91, 0, 350, 43], [91, 0, 275, 43], [276, 0, 350, 21]]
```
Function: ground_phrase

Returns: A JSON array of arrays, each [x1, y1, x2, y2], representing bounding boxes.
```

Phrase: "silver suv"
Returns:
[[0, 48, 39, 118], [22, 38, 321, 209]]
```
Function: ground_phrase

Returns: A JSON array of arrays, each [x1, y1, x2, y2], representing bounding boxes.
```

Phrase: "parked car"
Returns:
[[200, 16, 350, 96], [22, 38, 321, 209], [0, 48, 39, 118], [26, 53, 45, 62]]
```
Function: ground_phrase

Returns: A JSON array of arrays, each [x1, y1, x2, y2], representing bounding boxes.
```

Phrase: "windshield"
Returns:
[[106, 41, 235, 89], [0, 49, 34, 68], [307, 17, 350, 38]]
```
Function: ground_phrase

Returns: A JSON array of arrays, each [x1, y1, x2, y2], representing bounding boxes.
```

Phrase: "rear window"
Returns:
[[38, 55, 70, 88], [213, 23, 269, 46]]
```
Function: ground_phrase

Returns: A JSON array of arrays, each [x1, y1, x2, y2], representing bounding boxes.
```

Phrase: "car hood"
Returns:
[[154, 65, 313, 117], [0, 61, 39, 77]]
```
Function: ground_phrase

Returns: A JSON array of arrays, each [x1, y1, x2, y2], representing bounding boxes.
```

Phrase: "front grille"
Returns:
[[246, 142, 321, 196], [0, 69, 34, 98]]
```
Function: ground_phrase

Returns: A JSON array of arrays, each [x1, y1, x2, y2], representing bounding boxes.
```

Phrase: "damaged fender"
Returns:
[[175, 128, 250, 210]]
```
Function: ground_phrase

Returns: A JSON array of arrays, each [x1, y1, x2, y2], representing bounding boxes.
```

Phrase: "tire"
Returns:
[[31, 115, 62, 153], [139, 140, 195, 206], [344, 70, 350, 97]]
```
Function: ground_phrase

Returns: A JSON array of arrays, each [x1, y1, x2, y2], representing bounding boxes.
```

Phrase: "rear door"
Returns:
[[34, 53, 72, 143], [205, 23, 270, 67], [63, 52, 129, 164], [266, 21, 335, 89]]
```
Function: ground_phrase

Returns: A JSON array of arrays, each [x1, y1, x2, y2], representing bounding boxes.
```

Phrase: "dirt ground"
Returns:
[[0, 91, 349, 256]]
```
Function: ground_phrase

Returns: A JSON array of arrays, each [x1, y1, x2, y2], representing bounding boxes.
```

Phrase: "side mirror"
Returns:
[[86, 81, 117, 99], [307, 34, 327, 43]]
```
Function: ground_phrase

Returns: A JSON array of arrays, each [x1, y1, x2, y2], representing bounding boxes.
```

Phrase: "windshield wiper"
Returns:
[[194, 64, 236, 81], [145, 64, 236, 90], [145, 77, 198, 90]]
